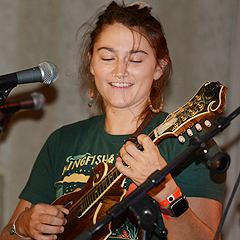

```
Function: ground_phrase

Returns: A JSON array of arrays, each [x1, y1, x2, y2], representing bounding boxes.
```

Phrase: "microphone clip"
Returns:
[[0, 83, 16, 107]]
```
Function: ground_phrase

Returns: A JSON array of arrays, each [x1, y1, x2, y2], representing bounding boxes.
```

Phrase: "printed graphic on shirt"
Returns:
[[55, 152, 115, 197], [54, 152, 138, 239]]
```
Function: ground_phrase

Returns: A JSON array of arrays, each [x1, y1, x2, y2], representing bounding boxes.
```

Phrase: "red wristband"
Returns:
[[158, 186, 182, 207]]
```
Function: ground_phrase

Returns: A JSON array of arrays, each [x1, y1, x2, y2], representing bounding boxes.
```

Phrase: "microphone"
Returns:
[[0, 92, 45, 113], [0, 61, 59, 88]]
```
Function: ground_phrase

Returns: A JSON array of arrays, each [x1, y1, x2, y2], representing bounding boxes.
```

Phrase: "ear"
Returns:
[[153, 58, 168, 80], [88, 52, 95, 76]]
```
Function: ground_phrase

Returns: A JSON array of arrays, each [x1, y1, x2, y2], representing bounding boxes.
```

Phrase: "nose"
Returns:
[[112, 60, 129, 79]]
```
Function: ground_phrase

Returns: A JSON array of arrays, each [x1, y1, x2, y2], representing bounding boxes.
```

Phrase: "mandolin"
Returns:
[[52, 81, 227, 240]]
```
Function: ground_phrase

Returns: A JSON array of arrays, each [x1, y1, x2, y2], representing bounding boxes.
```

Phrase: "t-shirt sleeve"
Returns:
[[19, 130, 60, 205]]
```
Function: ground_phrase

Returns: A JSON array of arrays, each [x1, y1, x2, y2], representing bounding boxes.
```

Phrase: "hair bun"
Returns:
[[129, 1, 151, 9]]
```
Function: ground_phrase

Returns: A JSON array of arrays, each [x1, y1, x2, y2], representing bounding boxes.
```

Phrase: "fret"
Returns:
[[102, 178, 107, 191], [109, 173, 113, 182], [89, 192, 93, 205], [81, 198, 86, 212], [84, 197, 88, 210], [92, 188, 97, 201], [89, 190, 94, 205], [105, 176, 110, 187], [99, 181, 104, 193], [91, 187, 95, 200], [112, 169, 117, 180], [83, 198, 88, 212], [92, 187, 97, 201], [95, 186, 100, 198], [86, 192, 91, 207], [107, 175, 111, 185], [112, 172, 115, 180], [79, 199, 83, 212]]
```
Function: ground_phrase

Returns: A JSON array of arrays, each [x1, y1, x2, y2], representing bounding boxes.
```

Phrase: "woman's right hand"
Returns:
[[16, 203, 69, 240]]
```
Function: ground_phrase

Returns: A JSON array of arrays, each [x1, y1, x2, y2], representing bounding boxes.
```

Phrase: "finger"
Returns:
[[41, 213, 67, 227], [115, 156, 133, 176], [137, 134, 166, 165], [55, 205, 70, 216], [32, 232, 58, 240], [121, 141, 141, 163], [31, 204, 67, 227], [36, 221, 65, 235], [137, 134, 156, 152], [41, 204, 67, 218], [119, 142, 136, 165]]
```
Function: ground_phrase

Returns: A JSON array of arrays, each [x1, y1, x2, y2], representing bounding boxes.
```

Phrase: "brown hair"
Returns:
[[78, 1, 172, 117]]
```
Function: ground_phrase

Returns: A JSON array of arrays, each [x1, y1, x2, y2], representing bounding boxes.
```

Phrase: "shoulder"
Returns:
[[46, 114, 105, 142]]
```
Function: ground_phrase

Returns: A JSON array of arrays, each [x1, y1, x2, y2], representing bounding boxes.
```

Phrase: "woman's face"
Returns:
[[90, 23, 162, 113]]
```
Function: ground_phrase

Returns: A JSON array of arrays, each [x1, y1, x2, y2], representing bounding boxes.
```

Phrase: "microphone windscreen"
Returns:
[[38, 62, 59, 84], [31, 92, 45, 110]]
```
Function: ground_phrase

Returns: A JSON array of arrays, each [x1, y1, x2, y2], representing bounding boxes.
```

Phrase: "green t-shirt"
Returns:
[[19, 112, 225, 240]]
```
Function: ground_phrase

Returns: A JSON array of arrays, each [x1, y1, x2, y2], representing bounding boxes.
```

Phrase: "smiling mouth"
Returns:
[[109, 82, 133, 87]]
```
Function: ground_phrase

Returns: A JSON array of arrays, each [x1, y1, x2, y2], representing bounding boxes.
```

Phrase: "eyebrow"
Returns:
[[97, 47, 148, 55], [97, 47, 115, 52], [130, 50, 148, 55]]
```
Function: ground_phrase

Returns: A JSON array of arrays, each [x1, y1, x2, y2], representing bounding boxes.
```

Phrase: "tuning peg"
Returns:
[[178, 135, 186, 143], [204, 119, 212, 127], [195, 123, 202, 131], [187, 129, 193, 137]]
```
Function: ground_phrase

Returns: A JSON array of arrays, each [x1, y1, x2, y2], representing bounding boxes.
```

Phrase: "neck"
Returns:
[[104, 108, 146, 135]]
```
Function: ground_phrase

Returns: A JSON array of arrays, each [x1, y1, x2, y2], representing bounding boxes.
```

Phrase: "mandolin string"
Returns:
[[67, 168, 122, 221], [66, 166, 122, 217]]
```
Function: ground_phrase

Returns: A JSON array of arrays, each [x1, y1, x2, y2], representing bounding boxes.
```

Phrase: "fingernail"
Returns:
[[60, 226, 64, 233]]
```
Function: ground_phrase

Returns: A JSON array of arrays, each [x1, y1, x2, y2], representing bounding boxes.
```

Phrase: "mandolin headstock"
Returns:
[[151, 81, 227, 144]]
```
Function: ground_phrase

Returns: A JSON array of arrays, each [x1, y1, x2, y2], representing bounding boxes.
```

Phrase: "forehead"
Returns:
[[93, 23, 153, 53]]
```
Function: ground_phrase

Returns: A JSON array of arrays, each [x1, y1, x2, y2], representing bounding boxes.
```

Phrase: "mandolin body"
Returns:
[[52, 162, 126, 240]]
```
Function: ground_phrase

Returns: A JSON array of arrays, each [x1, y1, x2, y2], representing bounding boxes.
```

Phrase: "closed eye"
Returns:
[[102, 58, 114, 61], [129, 60, 142, 63]]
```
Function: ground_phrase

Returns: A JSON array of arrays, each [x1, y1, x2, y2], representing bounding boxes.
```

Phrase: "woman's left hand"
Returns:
[[116, 134, 177, 201]]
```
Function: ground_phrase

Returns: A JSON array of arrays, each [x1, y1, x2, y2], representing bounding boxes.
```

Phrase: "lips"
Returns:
[[109, 82, 133, 87]]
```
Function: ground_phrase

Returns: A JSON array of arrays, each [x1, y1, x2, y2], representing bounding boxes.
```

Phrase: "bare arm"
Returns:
[[162, 197, 222, 240], [1, 200, 30, 240], [0, 199, 69, 240]]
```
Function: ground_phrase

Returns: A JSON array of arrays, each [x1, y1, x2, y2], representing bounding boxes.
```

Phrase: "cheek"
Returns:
[[93, 69, 108, 86], [134, 67, 155, 85], [94, 72, 109, 96], [91, 60, 110, 79]]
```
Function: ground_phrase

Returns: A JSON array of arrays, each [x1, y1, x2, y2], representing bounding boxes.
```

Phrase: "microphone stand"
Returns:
[[0, 112, 14, 134], [74, 106, 240, 240]]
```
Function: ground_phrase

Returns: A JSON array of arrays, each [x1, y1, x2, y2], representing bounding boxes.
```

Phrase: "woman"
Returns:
[[0, 1, 224, 240]]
